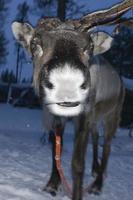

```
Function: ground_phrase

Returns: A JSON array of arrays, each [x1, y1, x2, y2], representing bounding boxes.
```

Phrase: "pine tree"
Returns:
[[15, 1, 29, 22], [0, 69, 16, 83], [57, 0, 68, 21], [33, 0, 56, 17], [0, 0, 9, 64], [105, 26, 133, 78], [33, 0, 87, 20], [13, 1, 30, 83]]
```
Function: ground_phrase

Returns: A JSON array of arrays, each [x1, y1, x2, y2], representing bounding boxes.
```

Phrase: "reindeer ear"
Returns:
[[11, 22, 34, 50], [90, 32, 113, 55]]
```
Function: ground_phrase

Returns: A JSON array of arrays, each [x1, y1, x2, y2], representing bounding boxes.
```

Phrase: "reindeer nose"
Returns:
[[57, 102, 80, 107]]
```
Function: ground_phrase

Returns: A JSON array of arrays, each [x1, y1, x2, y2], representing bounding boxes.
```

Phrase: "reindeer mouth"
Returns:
[[46, 101, 83, 116], [56, 102, 80, 107]]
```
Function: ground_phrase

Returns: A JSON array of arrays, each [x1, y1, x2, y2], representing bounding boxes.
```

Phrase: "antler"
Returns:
[[108, 17, 133, 27], [67, 0, 133, 32]]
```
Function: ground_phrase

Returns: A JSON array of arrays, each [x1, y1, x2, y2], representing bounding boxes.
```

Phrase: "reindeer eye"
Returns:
[[80, 82, 87, 90], [45, 80, 54, 89]]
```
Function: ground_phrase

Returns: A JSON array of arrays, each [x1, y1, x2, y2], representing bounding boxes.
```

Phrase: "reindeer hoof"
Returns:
[[43, 184, 57, 196], [88, 178, 102, 195], [88, 185, 101, 195], [43, 175, 61, 196]]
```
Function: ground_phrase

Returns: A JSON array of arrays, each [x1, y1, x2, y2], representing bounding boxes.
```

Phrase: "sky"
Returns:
[[2, 0, 133, 81]]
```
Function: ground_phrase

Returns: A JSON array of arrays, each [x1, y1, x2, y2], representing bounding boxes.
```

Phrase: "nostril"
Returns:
[[45, 80, 54, 89]]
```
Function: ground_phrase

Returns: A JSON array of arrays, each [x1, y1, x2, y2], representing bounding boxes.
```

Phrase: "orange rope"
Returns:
[[55, 133, 72, 198], [54, 127, 97, 197]]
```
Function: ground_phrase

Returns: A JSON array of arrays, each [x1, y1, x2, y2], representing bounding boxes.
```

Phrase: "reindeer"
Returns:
[[11, 0, 133, 199]]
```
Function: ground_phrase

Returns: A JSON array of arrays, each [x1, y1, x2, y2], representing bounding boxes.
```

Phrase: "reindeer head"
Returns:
[[12, 1, 133, 117]]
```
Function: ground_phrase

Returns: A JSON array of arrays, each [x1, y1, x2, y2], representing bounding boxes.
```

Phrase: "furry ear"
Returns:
[[12, 22, 34, 51], [90, 31, 113, 55]]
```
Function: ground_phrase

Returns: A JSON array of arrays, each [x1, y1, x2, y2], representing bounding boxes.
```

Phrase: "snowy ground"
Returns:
[[0, 103, 133, 200]]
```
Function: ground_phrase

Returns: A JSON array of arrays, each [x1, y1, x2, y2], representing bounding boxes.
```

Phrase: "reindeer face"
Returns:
[[41, 58, 90, 116], [12, 21, 113, 116], [35, 29, 92, 117]]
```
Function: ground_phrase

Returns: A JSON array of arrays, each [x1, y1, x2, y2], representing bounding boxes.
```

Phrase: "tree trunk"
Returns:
[[57, 0, 68, 21], [16, 44, 20, 83]]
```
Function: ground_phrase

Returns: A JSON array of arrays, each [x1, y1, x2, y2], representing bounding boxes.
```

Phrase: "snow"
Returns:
[[0, 103, 133, 200]]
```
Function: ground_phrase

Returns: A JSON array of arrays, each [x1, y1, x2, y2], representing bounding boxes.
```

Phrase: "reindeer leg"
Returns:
[[88, 110, 120, 195], [91, 125, 100, 177], [72, 115, 89, 200], [44, 122, 64, 196]]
